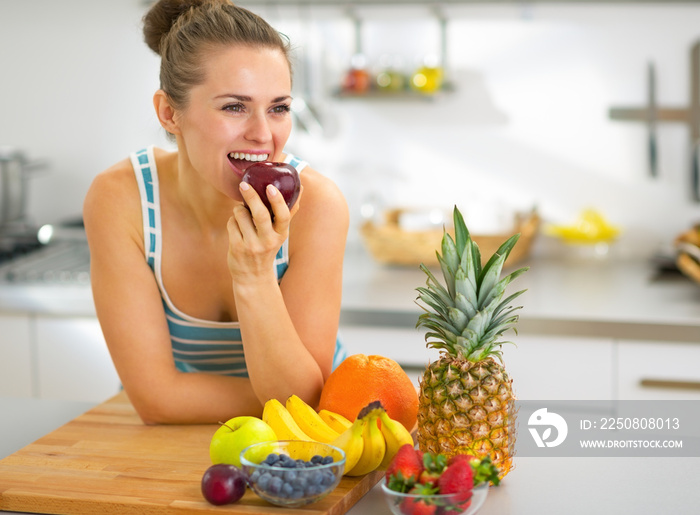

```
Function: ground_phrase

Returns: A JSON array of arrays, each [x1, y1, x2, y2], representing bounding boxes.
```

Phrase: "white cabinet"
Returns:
[[617, 340, 700, 400], [0, 314, 33, 397], [35, 317, 121, 403], [498, 335, 614, 400]]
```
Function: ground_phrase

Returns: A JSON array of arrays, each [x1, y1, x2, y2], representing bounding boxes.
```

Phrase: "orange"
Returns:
[[318, 354, 418, 431]]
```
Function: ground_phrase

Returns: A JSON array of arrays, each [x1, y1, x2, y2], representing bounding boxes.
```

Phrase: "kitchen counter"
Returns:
[[340, 246, 700, 343], [1, 244, 699, 342], [2, 396, 699, 515]]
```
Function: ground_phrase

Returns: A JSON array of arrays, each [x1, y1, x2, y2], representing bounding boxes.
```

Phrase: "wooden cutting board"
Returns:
[[0, 392, 383, 515]]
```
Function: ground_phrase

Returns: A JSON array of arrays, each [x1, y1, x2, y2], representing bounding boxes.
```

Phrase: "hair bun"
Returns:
[[143, 0, 221, 55]]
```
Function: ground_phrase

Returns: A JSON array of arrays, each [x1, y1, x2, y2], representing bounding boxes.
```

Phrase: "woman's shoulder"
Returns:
[[289, 163, 348, 248], [86, 147, 174, 202], [85, 156, 139, 209], [297, 165, 347, 217], [83, 153, 147, 242]]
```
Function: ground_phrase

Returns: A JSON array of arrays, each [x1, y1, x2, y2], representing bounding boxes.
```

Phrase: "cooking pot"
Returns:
[[0, 147, 45, 232]]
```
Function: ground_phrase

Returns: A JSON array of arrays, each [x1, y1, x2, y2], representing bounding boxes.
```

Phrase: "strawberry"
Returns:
[[418, 469, 441, 488], [386, 444, 424, 493], [437, 460, 474, 505], [446, 453, 476, 468], [470, 456, 501, 486], [448, 453, 501, 486], [400, 483, 438, 515], [418, 452, 447, 487], [400, 497, 436, 515]]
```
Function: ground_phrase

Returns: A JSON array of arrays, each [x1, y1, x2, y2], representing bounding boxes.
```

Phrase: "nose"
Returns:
[[244, 112, 272, 143]]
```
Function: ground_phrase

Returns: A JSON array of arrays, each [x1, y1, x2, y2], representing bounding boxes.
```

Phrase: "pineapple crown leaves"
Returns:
[[415, 206, 529, 361]]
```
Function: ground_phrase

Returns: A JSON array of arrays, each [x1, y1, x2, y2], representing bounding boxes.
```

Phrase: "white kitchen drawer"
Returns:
[[617, 340, 700, 400], [0, 314, 33, 397], [504, 335, 614, 400], [35, 317, 121, 403]]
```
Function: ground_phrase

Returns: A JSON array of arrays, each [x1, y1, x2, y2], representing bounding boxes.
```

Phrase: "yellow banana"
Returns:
[[319, 409, 353, 433], [262, 398, 311, 441], [346, 413, 386, 476], [378, 410, 415, 469], [285, 395, 340, 443], [329, 416, 366, 474]]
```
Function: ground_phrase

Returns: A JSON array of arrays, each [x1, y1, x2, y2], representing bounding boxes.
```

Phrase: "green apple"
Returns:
[[209, 416, 277, 467]]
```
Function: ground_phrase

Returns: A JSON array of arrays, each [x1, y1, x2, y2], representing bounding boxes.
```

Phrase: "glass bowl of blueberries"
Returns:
[[240, 440, 346, 508]]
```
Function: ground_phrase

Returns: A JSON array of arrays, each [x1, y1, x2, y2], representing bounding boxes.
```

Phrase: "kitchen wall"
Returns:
[[2, 0, 700, 259]]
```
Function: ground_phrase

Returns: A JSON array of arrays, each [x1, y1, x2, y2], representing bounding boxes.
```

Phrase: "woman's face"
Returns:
[[174, 44, 293, 201]]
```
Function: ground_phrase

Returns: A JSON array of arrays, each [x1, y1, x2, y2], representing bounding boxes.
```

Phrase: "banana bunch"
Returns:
[[263, 395, 414, 477], [346, 400, 415, 475], [286, 395, 339, 443], [262, 398, 311, 440]]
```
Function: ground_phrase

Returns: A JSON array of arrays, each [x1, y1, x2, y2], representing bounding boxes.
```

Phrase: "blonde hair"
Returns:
[[143, 0, 291, 110]]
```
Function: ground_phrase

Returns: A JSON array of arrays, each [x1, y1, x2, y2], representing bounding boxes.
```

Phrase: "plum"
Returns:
[[241, 162, 301, 216], [201, 464, 247, 506]]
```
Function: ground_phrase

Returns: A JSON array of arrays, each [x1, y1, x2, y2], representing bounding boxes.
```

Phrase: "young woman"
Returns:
[[83, 0, 348, 424]]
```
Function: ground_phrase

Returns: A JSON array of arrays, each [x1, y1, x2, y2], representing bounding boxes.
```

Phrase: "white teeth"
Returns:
[[228, 152, 269, 162]]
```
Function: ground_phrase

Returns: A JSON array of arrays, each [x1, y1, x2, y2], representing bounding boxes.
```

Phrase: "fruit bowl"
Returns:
[[381, 481, 489, 515], [360, 207, 538, 267], [240, 440, 345, 508]]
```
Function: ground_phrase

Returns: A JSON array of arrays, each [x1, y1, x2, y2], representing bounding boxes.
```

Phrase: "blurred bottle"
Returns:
[[342, 53, 371, 94], [375, 54, 406, 93], [410, 54, 443, 95]]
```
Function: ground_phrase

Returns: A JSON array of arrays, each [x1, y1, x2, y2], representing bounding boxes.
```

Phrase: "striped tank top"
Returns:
[[131, 146, 346, 377]]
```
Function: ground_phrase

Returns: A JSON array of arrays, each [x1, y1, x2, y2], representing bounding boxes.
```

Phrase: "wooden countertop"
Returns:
[[0, 392, 382, 515]]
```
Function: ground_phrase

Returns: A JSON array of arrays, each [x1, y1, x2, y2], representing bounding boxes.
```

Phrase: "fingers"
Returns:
[[239, 181, 300, 232], [239, 181, 272, 225], [267, 184, 292, 227]]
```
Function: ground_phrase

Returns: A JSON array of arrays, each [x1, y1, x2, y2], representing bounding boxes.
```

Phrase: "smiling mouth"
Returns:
[[228, 152, 270, 174]]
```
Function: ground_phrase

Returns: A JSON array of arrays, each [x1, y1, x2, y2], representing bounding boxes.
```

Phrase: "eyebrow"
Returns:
[[215, 94, 291, 103]]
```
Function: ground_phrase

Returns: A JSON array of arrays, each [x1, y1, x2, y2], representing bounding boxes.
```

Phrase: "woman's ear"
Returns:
[[153, 90, 181, 135]]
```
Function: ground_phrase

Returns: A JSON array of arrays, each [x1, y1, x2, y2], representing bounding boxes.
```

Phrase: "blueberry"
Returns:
[[283, 470, 297, 482], [267, 476, 283, 495], [249, 469, 261, 482], [291, 488, 304, 500], [281, 483, 294, 498], [321, 456, 334, 465], [292, 476, 308, 490], [321, 470, 336, 486], [310, 455, 323, 465], [305, 484, 322, 497], [308, 470, 324, 485], [296, 459, 307, 468], [264, 454, 280, 466], [257, 472, 272, 490]]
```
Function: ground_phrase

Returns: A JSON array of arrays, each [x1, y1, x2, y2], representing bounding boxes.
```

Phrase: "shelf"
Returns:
[[332, 82, 456, 101]]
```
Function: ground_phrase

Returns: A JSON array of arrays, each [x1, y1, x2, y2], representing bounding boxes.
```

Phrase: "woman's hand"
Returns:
[[227, 181, 302, 283]]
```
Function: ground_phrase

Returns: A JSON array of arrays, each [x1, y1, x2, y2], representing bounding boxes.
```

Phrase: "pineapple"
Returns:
[[415, 206, 528, 480]]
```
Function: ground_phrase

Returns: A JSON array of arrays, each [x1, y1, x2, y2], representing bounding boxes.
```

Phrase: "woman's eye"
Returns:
[[272, 104, 291, 114], [223, 103, 244, 113]]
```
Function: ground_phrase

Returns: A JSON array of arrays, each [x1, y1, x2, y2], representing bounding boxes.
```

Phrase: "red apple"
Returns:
[[241, 162, 301, 216], [201, 464, 247, 505]]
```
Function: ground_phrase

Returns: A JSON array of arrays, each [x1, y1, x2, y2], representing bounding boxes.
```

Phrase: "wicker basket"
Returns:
[[360, 208, 539, 267], [675, 225, 700, 286]]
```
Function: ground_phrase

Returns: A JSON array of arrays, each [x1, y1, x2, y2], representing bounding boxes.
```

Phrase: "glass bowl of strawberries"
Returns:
[[381, 482, 488, 515], [381, 444, 499, 515]]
